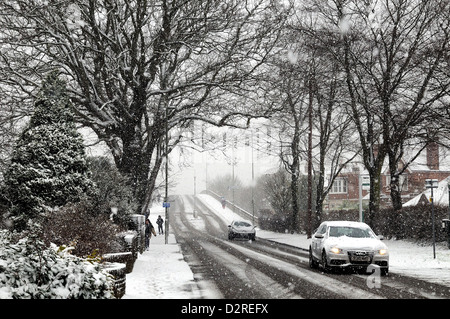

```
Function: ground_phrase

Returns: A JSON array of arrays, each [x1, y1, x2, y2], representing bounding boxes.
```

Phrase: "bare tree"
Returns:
[[263, 5, 358, 235], [0, 0, 288, 213], [263, 46, 309, 233], [339, 0, 450, 213], [298, 0, 450, 225], [310, 58, 359, 229]]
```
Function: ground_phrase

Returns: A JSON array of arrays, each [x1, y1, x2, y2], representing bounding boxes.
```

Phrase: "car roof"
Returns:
[[322, 221, 370, 228], [232, 220, 253, 225]]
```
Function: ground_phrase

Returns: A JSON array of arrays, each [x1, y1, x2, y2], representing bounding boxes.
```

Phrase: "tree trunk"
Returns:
[[290, 169, 300, 233], [307, 84, 313, 238], [366, 166, 383, 228], [113, 122, 159, 215], [314, 173, 325, 230], [388, 149, 403, 212]]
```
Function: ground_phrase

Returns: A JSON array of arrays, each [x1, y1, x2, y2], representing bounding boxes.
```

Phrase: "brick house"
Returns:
[[327, 142, 450, 210]]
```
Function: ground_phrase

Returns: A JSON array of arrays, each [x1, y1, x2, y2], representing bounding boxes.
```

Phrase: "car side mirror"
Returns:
[[314, 234, 324, 239], [228, 225, 231, 228]]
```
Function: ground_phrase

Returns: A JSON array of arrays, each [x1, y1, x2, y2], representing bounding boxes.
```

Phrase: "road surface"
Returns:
[[169, 195, 450, 299]]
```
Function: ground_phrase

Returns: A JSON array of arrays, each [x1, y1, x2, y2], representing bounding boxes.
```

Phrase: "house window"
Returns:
[[386, 174, 408, 192], [331, 177, 348, 194]]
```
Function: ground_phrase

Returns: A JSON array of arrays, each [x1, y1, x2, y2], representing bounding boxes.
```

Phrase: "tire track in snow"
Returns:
[[199, 240, 303, 299], [188, 194, 383, 298], [221, 239, 384, 299]]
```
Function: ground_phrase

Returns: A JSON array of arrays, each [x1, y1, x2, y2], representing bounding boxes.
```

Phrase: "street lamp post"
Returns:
[[251, 131, 255, 225], [164, 100, 169, 245], [445, 182, 450, 249], [425, 179, 438, 259], [193, 174, 197, 218]]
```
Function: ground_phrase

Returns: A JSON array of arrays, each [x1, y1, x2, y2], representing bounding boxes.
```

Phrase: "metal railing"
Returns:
[[202, 189, 259, 224]]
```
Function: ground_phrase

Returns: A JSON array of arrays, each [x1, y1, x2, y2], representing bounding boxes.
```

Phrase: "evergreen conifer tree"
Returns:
[[4, 72, 96, 231]]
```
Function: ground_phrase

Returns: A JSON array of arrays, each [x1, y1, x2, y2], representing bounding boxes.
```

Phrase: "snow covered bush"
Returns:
[[0, 228, 114, 299], [322, 205, 449, 241], [3, 71, 96, 231], [41, 199, 123, 257], [86, 156, 136, 230]]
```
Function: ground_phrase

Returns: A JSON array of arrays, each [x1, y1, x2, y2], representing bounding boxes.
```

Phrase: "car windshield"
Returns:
[[234, 221, 252, 227], [328, 226, 374, 238]]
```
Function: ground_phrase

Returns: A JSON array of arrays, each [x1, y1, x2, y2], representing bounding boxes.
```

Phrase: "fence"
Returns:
[[203, 189, 259, 224]]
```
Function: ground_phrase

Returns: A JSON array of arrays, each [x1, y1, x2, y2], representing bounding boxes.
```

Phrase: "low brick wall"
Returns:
[[103, 262, 127, 299], [103, 251, 134, 273], [100, 214, 147, 298]]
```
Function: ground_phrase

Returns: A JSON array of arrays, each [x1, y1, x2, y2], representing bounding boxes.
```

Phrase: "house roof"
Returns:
[[404, 176, 450, 207], [336, 143, 450, 177], [402, 144, 450, 172]]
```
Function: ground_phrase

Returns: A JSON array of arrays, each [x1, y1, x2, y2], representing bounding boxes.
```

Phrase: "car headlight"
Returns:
[[378, 249, 388, 255], [330, 247, 343, 254]]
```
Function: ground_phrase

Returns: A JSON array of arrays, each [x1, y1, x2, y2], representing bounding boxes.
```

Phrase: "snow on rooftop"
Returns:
[[404, 176, 450, 207]]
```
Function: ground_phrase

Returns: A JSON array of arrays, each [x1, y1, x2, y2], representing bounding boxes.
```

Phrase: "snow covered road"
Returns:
[[123, 194, 450, 299]]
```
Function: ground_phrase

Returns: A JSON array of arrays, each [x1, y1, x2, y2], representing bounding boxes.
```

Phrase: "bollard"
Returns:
[[442, 219, 450, 249]]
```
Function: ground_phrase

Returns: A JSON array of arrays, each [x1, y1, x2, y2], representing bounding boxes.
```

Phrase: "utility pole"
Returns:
[[232, 138, 235, 212], [425, 179, 438, 258], [359, 173, 363, 222], [251, 131, 255, 224], [307, 73, 313, 238], [193, 174, 197, 218], [164, 100, 169, 245], [447, 182, 450, 249]]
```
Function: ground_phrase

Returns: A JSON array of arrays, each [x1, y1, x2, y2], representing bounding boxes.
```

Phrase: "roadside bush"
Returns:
[[321, 204, 449, 242], [259, 212, 290, 233], [41, 200, 123, 257], [0, 228, 113, 299], [372, 205, 449, 241], [87, 156, 136, 230]]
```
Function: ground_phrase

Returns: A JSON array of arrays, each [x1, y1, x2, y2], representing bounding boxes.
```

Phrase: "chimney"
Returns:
[[427, 142, 439, 170]]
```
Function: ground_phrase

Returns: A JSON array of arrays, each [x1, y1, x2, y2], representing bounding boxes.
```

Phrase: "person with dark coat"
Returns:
[[145, 219, 156, 250], [156, 215, 164, 235], [221, 197, 226, 209]]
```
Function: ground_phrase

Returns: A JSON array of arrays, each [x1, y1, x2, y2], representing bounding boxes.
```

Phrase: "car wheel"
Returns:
[[321, 250, 330, 272], [309, 247, 318, 269], [381, 267, 389, 276], [228, 233, 234, 240]]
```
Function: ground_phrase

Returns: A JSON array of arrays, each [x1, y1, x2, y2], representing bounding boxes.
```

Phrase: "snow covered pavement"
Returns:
[[122, 232, 203, 299]]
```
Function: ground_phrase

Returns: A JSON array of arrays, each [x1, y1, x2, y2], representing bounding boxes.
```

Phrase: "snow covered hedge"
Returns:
[[323, 204, 449, 241], [0, 230, 114, 299]]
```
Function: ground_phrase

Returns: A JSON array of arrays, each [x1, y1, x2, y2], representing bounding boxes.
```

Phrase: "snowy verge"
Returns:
[[122, 233, 202, 299]]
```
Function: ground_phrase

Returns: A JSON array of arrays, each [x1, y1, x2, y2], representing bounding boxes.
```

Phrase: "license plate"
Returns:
[[351, 256, 370, 262]]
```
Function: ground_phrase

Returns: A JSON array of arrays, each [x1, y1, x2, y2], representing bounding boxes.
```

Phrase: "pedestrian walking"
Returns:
[[221, 197, 226, 209], [156, 215, 164, 235], [145, 218, 156, 250]]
